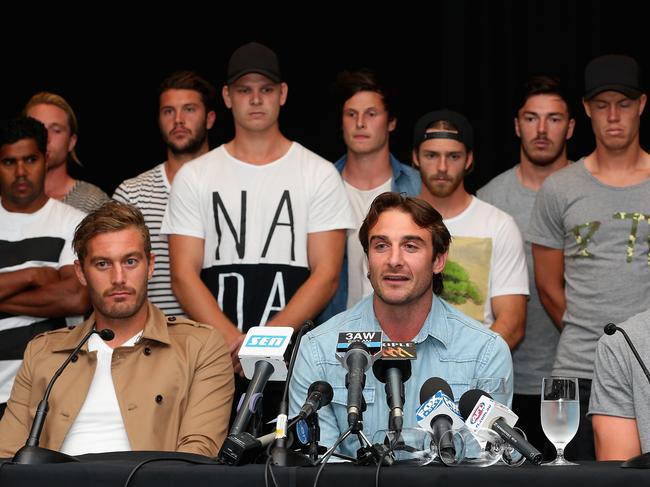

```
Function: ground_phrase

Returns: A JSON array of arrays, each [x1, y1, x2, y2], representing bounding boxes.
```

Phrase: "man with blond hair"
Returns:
[[24, 92, 109, 212]]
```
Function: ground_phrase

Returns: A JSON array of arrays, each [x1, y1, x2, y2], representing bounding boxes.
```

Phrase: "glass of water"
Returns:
[[541, 377, 580, 466]]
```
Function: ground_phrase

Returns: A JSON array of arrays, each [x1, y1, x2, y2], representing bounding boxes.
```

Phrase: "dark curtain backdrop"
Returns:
[[3, 1, 647, 195]]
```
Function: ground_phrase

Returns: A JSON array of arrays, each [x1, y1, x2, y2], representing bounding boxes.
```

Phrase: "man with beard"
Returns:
[[24, 92, 110, 213], [478, 76, 575, 454], [0, 117, 89, 420], [528, 55, 650, 460], [0, 201, 234, 457], [289, 192, 512, 457], [413, 110, 528, 350], [114, 71, 216, 316]]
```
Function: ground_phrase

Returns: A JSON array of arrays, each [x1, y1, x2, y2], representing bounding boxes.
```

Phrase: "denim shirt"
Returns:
[[317, 154, 422, 323], [289, 294, 513, 457]]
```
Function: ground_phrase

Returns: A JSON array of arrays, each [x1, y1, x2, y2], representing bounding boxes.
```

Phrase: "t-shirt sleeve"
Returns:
[[490, 215, 529, 298], [112, 182, 131, 204], [307, 164, 355, 234], [161, 165, 205, 239], [588, 334, 635, 419], [59, 208, 85, 266], [526, 179, 565, 249]]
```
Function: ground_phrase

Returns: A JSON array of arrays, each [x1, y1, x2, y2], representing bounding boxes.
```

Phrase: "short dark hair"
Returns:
[[516, 75, 572, 117], [334, 69, 395, 120], [73, 201, 151, 264], [159, 70, 216, 112], [359, 192, 451, 295], [0, 117, 47, 155]]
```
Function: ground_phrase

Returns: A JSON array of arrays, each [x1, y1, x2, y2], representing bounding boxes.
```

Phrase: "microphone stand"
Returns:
[[307, 412, 321, 463], [13, 327, 114, 464]]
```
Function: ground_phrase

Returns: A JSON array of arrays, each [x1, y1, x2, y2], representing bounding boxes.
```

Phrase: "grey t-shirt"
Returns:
[[589, 309, 650, 453], [527, 158, 650, 379], [478, 165, 560, 395]]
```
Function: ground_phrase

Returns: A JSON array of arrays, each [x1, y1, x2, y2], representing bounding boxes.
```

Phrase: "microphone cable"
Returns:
[[313, 424, 354, 487], [122, 455, 218, 487]]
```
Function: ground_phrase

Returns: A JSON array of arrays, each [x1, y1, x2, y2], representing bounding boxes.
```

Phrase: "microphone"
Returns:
[[604, 323, 650, 385], [271, 321, 315, 467], [228, 326, 293, 436], [415, 377, 464, 459], [372, 354, 413, 433], [459, 389, 543, 465], [298, 380, 334, 419], [13, 327, 115, 464], [340, 341, 374, 427]]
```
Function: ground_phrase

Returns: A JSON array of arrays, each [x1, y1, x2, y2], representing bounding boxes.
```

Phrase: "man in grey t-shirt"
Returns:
[[528, 55, 650, 460], [478, 75, 574, 454], [589, 309, 650, 460]]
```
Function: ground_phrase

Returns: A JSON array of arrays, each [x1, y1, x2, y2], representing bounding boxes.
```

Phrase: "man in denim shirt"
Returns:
[[321, 70, 421, 321], [289, 192, 512, 457]]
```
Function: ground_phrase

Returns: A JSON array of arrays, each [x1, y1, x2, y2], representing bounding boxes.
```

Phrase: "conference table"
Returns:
[[1, 452, 647, 487]]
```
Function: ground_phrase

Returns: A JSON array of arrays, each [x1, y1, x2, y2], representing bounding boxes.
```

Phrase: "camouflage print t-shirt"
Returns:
[[527, 158, 650, 379]]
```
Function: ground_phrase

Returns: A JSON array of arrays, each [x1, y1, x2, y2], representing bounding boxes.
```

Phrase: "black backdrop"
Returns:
[[3, 1, 648, 196]]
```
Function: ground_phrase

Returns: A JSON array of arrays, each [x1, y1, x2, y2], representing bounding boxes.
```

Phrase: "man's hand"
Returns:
[[223, 328, 246, 377]]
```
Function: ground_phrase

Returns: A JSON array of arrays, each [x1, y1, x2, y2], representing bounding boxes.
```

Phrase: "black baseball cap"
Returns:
[[227, 42, 282, 84], [412, 109, 474, 152], [584, 54, 643, 100]]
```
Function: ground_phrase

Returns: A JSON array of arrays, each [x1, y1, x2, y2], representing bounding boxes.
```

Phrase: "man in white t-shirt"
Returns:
[[161, 42, 354, 428], [114, 71, 217, 316], [413, 109, 528, 349], [0, 117, 89, 418]]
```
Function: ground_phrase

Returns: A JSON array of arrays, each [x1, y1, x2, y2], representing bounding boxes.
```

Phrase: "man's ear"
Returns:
[[74, 259, 87, 287], [433, 251, 448, 275]]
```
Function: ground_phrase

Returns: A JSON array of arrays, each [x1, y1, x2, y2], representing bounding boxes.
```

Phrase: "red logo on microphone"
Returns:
[[470, 402, 486, 424]]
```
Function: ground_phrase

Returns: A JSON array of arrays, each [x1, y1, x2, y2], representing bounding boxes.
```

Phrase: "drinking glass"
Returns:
[[370, 427, 435, 465], [541, 377, 580, 466]]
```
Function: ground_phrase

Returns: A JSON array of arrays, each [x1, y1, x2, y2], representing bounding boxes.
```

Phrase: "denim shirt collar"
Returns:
[[334, 153, 406, 181], [358, 294, 452, 349]]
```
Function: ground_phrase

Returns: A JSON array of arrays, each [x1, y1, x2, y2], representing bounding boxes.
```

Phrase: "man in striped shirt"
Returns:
[[113, 71, 216, 316], [0, 117, 89, 418]]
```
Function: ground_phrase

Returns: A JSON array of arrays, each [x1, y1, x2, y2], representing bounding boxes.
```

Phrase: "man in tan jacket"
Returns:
[[0, 201, 234, 458]]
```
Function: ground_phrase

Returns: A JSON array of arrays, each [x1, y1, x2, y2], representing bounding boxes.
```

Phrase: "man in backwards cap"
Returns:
[[528, 54, 650, 460], [412, 109, 529, 351], [162, 42, 354, 427]]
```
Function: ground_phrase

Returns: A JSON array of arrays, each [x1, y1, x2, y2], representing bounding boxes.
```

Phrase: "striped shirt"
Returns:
[[113, 164, 183, 316], [0, 198, 86, 403]]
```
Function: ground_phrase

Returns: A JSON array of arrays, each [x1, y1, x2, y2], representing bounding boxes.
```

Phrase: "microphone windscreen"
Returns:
[[307, 381, 334, 407], [458, 388, 492, 420], [419, 377, 453, 404], [372, 359, 412, 383], [98, 329, 115, 341], [604, 323, 618, 336]]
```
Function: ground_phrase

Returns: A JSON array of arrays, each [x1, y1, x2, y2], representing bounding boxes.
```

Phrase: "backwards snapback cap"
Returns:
[[412, 109, 474, 152]]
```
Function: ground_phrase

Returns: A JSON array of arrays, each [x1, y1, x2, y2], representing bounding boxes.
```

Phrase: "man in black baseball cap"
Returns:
[[163, 40, 354, 434], [527, 53, 650, 462], [412, 109, 529, 353]]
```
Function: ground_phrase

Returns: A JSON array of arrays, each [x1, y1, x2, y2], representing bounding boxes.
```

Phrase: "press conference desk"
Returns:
[[0, 452, 647, 487]]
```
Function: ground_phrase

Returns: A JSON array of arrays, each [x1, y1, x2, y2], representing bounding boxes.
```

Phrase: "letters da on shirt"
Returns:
[[201, 190, 310, 332]]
